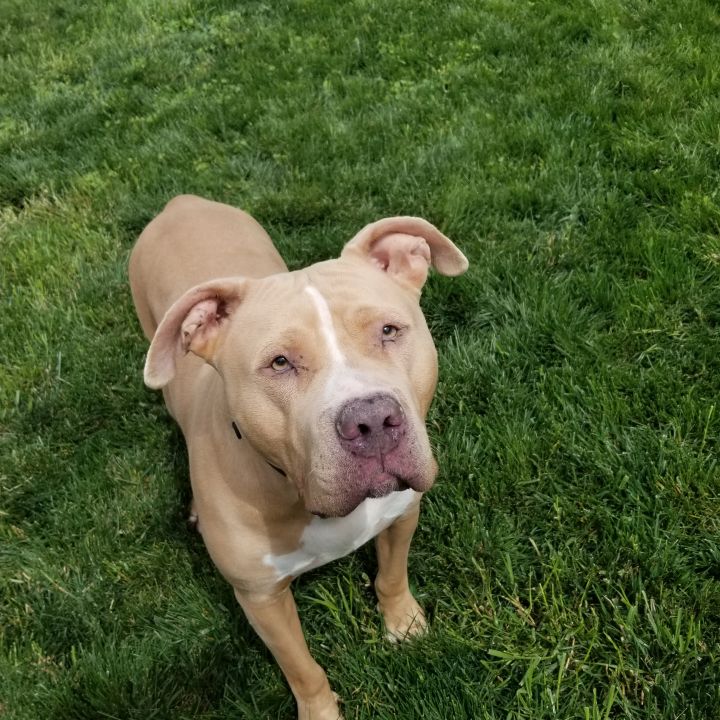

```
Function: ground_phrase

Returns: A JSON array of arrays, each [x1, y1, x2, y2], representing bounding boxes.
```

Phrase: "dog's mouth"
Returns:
[[308, 474, 414, 518], [365, 476, 410, 497]]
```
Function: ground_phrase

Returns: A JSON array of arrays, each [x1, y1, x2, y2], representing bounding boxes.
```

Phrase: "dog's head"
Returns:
[[144, 217, 468, 517]]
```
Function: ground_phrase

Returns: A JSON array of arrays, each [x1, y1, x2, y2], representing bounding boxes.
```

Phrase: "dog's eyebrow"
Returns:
[[253, 328, 308, 361]]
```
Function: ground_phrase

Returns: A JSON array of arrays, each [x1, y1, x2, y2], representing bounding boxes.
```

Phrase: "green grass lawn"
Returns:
[[2, 0, 720, 717]]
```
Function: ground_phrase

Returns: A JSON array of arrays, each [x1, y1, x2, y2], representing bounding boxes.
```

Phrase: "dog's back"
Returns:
[[129, 194, 286, 340]]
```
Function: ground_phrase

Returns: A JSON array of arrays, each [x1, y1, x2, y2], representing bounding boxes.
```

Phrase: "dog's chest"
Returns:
[[264, 490, 418, 580]]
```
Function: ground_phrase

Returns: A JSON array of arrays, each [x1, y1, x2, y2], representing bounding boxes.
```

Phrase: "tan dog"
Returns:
[[129, 195, 468, 719]]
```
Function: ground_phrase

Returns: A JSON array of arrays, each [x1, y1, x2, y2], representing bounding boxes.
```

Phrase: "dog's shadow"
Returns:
[[163, 421, 233, 598], [149, 420, 293, 706]]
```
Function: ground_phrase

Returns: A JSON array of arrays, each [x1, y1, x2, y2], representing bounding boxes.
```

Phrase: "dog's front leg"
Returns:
[[374, 502, 428, 642], [235, 586, 342, 720]]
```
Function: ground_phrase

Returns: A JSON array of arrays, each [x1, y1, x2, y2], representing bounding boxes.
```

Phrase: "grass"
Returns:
[[1, 0, 720, 717]]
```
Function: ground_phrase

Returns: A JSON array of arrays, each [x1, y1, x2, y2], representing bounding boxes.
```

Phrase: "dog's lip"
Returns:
[[307, 475, 414, 518], [365, 476, 410, 497]]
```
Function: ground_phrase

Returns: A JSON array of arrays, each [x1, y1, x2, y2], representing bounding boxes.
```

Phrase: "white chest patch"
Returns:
[[264, 490, 418, 580]]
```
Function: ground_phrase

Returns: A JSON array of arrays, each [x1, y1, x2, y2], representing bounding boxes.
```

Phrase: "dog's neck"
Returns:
[[230, 420, 287, 477]]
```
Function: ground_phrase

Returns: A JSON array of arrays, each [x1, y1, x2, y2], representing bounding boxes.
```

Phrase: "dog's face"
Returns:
[[216, 260, 439, 516], [144, 217, 468, 517]]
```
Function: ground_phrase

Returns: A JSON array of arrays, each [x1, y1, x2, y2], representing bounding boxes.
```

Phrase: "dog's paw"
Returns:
[[187, 499, 201, 533], [296, 690, 342, 720], [377, 592, 428, 643]]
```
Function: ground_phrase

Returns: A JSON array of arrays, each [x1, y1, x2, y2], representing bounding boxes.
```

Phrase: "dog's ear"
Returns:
[[341, 216, 468, 290], [144, 277, 248, 389]]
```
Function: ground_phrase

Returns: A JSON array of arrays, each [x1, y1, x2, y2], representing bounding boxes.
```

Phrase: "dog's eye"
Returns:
[[382, 324, 399, 340], [271, 355, 290, 371]]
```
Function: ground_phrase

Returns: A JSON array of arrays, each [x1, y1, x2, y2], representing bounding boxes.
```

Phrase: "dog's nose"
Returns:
[[335, 394, 406, 457]]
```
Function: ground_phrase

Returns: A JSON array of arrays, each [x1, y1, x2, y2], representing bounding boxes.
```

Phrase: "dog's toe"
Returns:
[[187, 499, 200, 533], [377, 594, 428, 643]]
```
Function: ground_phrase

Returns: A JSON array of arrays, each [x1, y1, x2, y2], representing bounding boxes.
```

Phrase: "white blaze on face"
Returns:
[[304, 282, 412, 410], [304, 284, 374, 402], [304, 285, 345, 365]]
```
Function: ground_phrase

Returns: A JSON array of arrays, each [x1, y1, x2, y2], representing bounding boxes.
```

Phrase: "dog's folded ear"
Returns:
[[144, 277, 248, 389], [341, 216, 468, 290]]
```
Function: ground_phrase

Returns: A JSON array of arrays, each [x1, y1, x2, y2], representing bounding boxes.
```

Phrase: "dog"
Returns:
[[129, 195, 468, 719]]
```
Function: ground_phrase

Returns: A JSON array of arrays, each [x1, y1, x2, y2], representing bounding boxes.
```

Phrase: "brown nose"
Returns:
[[335, 394, 406, 457]]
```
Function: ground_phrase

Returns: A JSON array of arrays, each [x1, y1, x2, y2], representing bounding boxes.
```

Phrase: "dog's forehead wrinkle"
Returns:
[[229, 275, 320, 349]]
